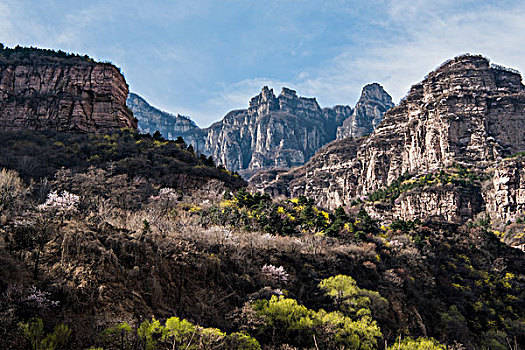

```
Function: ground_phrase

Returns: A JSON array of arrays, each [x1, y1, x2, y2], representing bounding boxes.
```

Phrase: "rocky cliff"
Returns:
[[0, 46, 136, 133], [127, 92, 198, 139], [251, 55, 525, 226], [336, 83, 394, 139], [182, 87, 346, 178], [183, 85, 391, 178]]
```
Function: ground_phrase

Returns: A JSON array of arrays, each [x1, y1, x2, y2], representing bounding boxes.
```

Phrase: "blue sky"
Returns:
[[1, 0, 524, 127]]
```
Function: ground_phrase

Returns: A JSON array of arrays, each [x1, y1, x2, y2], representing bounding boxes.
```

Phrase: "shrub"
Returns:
[[249, 295, 382, 349], [319, 275, 388, 321], [19, 318, 71, 350], [0, 168, 25, 212], [387, 336, 446, 349]]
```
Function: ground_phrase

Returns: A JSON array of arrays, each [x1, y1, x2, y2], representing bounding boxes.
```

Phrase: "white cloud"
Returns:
[[301, 0, 525, 104], [204, 0, 525, 117]]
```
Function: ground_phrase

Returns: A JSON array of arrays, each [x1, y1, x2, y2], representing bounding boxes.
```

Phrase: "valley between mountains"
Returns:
[[0, 45, 523, 349]]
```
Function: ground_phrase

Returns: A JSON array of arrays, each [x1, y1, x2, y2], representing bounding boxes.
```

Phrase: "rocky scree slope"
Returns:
[[182, 85, 392, 179], [0, 46, 136, 133], [127, 92, 198, 139], [251, 55, 525, 227]]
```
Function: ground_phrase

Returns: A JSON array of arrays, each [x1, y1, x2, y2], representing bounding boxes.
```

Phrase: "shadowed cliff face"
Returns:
[[251, 55, 525, 226], [182, 85, 392, 179], [127, 93, 198, 139], [0, 48, 136, 133]]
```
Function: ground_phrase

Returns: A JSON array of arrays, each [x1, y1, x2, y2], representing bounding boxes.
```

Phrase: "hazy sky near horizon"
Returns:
[[1, 0, 524, 127]]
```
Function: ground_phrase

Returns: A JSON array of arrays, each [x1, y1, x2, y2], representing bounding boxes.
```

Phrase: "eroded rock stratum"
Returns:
[[0, 49, 136, 133], [251, 55, 525, 226]]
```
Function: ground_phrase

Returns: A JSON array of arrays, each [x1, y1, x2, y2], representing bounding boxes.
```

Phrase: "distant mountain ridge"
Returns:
[[127, 93, 198, 139], [129, 84, 393, 178]]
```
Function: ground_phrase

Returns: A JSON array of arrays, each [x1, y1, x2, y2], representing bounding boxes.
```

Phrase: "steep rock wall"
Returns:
[[251, 55, 525, 224], [184, 87, 352, 178], [0, 49, 136, 133], [184, 85, 392, 178]]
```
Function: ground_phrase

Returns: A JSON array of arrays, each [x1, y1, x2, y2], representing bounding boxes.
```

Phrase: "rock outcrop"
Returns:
[[127, 92, 198, 139], [251, 55, 525, 225], [182, 87, 347, 178], [183, 85, 391, 178], [484, 156, 525, 222], [0, 46, 136, 133], [336, 83, 394, 139]]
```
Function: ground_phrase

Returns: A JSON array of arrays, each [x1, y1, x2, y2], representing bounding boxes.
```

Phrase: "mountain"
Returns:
[[336, 83, 394, 139], [250, 54, 525, 229], [0, 47, 523, 350], [0, 45, 136, 133], [182, 85, 392, 178], [127, 92, 198, 139]]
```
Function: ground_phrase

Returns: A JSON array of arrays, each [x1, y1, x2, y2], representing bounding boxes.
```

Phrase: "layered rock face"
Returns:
[[250, 137, 363, 207], [336, 83, 394, 139], [184, 87, 352, 178], [367, 184, 484, 224], [251, 55, 525, 224], [359, 55, 525, 194], [0, 48, 136, 133], [127, 92, 198, 139], [484, 157, 525, 222]]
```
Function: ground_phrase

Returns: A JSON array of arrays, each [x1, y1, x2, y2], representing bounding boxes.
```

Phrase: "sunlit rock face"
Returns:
[[183, 84, 392, 179], [0, 53, 136, 133], [336, 83, 394, 140], [251, 55, 525, 224]]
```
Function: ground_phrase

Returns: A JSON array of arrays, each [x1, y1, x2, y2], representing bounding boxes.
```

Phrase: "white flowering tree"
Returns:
[[38, 190, 79, 213], [261, 264, 289, 285], [29, 190, 79, 278]]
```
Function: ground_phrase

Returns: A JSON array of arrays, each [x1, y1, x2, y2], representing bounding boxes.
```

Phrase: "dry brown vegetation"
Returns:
[[0, 163, 523, 349]]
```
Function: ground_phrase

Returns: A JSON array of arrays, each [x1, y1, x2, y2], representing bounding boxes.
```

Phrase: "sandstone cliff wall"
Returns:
[[0, 49, 136, 133]]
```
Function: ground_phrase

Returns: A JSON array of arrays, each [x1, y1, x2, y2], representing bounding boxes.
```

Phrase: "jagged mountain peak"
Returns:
[[250, 86, 277, 106], [252, 54, 525, 227], [359, 83, 393, 104], [184, 85, 344, 178], [248, 86, 321, 117], [336, 82, 394, 140]]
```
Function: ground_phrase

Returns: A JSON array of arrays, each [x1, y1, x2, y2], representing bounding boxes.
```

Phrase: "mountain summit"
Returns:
[[336, 83, 394, 139], [251, 54, 525, 226], [179, 84, 391, 178]]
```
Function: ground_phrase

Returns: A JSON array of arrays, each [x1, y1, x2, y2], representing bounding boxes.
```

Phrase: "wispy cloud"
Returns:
[[292, 1, 525, 104], [208, 0, 525, 115], [1, 0, 524, 127]]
